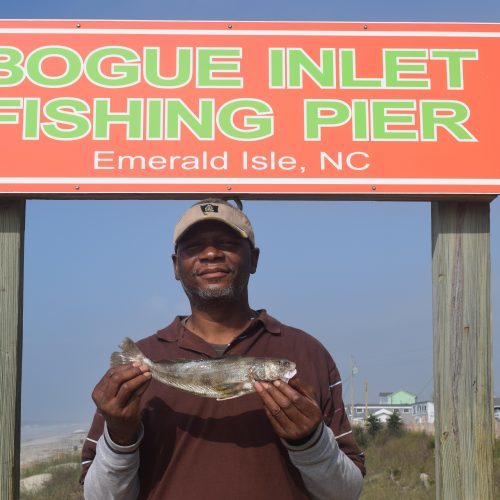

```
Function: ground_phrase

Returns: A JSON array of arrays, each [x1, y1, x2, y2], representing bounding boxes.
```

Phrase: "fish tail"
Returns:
[[110, 337, 148, 367]]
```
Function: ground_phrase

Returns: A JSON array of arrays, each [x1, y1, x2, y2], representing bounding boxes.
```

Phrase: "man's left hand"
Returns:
[[254, 377, 323, 442]]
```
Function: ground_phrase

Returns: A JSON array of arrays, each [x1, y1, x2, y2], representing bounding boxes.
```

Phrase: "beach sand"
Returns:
[[21, 424, 89, 466]]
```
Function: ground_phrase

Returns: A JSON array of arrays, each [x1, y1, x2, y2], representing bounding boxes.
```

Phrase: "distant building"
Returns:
[[349, 389, 431, 425], [351, 393, 499, 426], [378, 392, 392, 404], [371, 408, 394, 424], [412, 401, 435, 424], [494, 398, 500, 421], [349, 403, 414, 424], [378, 390, 416, 405]]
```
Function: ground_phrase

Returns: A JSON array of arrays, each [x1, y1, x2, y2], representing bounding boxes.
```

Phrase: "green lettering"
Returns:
[[0, 98, 22, 124], [42, 98, 90, 139], [146, 99, 163, 140], [23, 98, 40, 139], [288, 48, 335, 88], [197, 48, 242, 87], [372, 101, 418, 140], [144, 47, 192, 88], [0, 47, 24, 86], [421, 100, 476, 141], [430, 50, 478, 89], [218, 99, 273, 140], [340, 49, 382, 88], [165, 99, 214, 140], [94, 98, 143, 139], [384, 50, 430, 88], [269, 48, 285, 87], [26, 46, 82, 87], [304, 100, 350, 140], [352, 100, 369, 140], [86, 47, 140, 87]]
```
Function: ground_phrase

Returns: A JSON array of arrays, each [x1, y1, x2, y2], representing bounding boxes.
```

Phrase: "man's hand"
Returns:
[[254, 377, 323, 442], [92, 363, 152, 446]]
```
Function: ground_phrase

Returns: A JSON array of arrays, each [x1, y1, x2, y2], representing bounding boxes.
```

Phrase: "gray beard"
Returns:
[[180, 276, 247, 302]]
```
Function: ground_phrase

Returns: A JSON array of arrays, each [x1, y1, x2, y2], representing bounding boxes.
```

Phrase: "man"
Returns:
[[81, 199, 365, 499]]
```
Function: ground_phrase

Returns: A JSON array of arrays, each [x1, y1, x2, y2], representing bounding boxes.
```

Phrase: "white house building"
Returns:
[[412, 401, 435, 424], [349, 403, 413, 424], [348, 390, 434, 425]]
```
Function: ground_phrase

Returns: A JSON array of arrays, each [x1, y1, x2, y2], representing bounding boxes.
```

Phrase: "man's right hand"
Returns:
[[92, 363, 152, 446]]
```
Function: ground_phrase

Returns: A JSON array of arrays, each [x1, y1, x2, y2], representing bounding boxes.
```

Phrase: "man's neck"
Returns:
[[186, 301, 256, 344]]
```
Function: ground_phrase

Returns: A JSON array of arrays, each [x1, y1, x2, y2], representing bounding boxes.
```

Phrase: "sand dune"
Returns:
[[21, 424, 89, 466]]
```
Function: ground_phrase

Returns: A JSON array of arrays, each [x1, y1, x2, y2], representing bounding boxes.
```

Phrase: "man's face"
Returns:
[[172, 220, 259, 301]]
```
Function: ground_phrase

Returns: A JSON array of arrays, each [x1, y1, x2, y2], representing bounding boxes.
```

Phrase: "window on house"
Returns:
[[356, 408, 363, 413], [403, 409, 410, 413]]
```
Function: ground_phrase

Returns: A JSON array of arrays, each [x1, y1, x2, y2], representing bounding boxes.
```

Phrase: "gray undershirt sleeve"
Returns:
[[84, 421, 362, 500], [282, 423, 363, 500], [83, 423, 142, 500]]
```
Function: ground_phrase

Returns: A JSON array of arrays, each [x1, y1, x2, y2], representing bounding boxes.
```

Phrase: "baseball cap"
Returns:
[[173, 199, 255, 249]]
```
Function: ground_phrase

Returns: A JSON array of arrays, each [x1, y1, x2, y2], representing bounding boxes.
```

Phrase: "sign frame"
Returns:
[[0, 20, 499, 197]]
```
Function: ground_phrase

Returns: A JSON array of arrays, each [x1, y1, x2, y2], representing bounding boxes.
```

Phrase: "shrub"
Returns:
[[387, 412, 403, 436], [366, 414, 381, 436]]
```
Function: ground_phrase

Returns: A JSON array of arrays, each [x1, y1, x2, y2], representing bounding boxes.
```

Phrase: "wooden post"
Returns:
[[0, 199, 25, 500], [432, 201, 494, 499]]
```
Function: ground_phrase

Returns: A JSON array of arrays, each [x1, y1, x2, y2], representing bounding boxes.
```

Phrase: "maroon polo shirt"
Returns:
[[81, 311, 365, 500]]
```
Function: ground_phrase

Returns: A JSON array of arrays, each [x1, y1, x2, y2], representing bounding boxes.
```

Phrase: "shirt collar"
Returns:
[[155, 309, 281, 344]]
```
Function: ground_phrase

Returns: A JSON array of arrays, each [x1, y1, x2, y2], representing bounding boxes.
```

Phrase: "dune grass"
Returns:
[[357, 426, 500, 499], [19, 433, 500, 499], [20, 453, 83, 500], [357, 427, 436, 499]]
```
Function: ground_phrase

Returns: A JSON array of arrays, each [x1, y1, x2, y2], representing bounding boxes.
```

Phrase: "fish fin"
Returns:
[[110, 337, 146, 367], [214, 382, 254, 401], [216, 392, 249, 401]]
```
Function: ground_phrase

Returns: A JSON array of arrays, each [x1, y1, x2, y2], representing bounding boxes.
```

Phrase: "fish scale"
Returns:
[[111, 337, 297, 401]]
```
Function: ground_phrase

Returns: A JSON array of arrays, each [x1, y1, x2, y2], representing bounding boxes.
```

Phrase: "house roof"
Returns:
[[391, 389, 417, 397], [373, 409, 393, 416], [379, 390, 417, 398]]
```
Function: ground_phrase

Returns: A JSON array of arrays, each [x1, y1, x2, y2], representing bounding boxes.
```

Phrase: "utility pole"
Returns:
[[349, 355, 358, 421], [364, 379, 369, 420]]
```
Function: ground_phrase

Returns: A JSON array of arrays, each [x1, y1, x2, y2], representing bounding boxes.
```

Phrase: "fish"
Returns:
[[111, 337, 297, 401]]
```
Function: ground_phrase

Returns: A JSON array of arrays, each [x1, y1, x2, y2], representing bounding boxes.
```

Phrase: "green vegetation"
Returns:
[[494, 439, 500, 496], [366, 414, 382, 436], [18, 436, 500, 499], [357, 426, 436, 499], [357, 426, 500, 499], [20, 453, 83, 500], [387, 412, 403, 437]]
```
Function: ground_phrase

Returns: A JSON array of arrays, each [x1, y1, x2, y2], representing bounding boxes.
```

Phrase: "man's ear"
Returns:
[[172, 253, 180, 281], [250, 247, 260, 274]]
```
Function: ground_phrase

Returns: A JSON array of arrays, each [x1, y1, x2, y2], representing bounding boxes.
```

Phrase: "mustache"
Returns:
[[192, 265, 236, 277]]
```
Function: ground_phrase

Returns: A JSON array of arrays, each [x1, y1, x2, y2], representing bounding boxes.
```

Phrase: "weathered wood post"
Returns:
[[0, 199, 25, 500], [432, 201, 494, 499]]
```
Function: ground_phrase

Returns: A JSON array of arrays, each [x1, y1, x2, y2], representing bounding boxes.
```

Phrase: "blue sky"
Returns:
[[6, 0, 500, 23], [4, 1, 499, 423]]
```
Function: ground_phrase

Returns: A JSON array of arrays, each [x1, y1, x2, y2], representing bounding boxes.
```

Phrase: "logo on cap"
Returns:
[[201, 204, 218, 215]]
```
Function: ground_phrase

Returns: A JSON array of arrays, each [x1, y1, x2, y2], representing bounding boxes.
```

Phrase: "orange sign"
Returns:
[[0, 20, 499, 195]]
